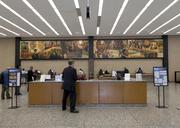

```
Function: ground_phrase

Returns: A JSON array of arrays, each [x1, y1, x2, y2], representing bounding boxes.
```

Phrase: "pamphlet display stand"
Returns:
[[8, 68, 20, 109], [153, 67, 168, 109]]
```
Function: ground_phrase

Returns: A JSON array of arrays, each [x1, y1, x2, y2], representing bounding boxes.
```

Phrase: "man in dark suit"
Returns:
[[62, 60, 79, 113], [27, 66, 34, 92]]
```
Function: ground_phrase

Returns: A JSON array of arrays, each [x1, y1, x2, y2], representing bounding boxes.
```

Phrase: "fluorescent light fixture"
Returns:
[[23, 0, 59, 36], [0, 0, 45, 36], [48, 0, 72, 35], [110, 0, 129, 35], [78, 16, 85, 35], [73, 0, 86, 35], [98, 0, 104, 16], [137, 0, 179, 34], [96, 27, 100, 35], [163, 24, 180, 34], [0, 32, 7, 36], [0, 25, 20, 36], [123, 0, 154, 34], [74, 0, 80, 8], [177, 31, 180, 34], [0, 16, 32, 36], [150, 13, 180, 34]]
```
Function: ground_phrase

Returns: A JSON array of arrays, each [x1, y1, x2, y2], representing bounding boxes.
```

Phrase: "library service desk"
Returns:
[[28, 79, 147, 105]]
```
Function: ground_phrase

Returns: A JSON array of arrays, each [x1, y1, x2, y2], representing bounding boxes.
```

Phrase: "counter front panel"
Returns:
[[29, 80, 147, 105]]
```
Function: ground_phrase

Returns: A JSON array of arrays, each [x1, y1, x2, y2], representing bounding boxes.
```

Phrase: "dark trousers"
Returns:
[[62, 89, 76, 111], [15, 86, 21, 95], [1, 86, 10, 99]]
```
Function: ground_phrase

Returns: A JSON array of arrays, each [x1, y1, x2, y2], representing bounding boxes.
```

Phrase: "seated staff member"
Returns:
[[62, 60, 79, 113], [136, 67, 143, 74]]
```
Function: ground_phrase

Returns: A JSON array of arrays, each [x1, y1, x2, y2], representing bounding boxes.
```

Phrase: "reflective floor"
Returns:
[[1, 83, 180, 128]]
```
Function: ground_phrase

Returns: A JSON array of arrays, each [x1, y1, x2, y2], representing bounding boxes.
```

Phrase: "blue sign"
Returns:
[[8, 68, 20, 86], [153, 67, 168, 86]]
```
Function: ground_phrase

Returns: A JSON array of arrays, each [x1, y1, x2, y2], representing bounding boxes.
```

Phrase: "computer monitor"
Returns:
[[116, 71, 125, 80]]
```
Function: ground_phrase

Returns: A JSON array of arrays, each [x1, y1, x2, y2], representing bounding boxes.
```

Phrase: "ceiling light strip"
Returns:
[[163, 24, 180, 34], [74, 0, 86, 35], [0, 25, 20, 36], [0, 32, 7, 36], [0, 15, 32, 36], [150, 13, 180, 34], [97, 0, 104, 35], [0, 0, 45, 36], [74, 0, 80, 8], [78, 16, 85, 35], [48, 0, 72, 35], [96, 27, 100, 35], [136, 0, 179, 34], [22, 0, 59, 36], [123, 0, 154, 34], [110, 0, 129, 35], [98, 0, 104, 16]]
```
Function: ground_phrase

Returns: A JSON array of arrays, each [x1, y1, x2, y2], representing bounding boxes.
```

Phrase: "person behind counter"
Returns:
[[28, 66, 34, 82], [62, 60, 79, 113], [78, 68, 86, 80], [27, 66, 34, 92], [136, 67, 143, 74], [124, 67, 129, 74], [98, 69, 104, 78]]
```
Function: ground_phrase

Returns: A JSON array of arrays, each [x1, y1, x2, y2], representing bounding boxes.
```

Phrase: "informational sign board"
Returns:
[[8, 68, 20, 86], [153, 67, 168, 86]]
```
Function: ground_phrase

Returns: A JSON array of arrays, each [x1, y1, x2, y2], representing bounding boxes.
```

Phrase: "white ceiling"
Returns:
[[0, 0, 180, 37]]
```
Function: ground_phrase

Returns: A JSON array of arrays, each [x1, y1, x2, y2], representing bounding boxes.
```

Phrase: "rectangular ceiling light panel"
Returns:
[[22, 0, 59, 36]]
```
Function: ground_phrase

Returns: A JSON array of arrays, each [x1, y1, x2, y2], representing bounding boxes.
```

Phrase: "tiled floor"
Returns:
[[1, 83, 180, 128]]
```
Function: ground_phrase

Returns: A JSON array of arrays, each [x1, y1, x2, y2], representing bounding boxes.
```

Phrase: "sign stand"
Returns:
[[155, 86, 168, 109], [8, 68, 20, 109], [153, 67, 168, 109]]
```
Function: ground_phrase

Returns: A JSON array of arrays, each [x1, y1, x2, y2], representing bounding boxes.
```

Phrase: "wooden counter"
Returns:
[[29, 80, 147, 105]]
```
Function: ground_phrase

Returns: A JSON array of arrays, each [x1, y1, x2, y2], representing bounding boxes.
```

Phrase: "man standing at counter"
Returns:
[[62, 60, 79, 113]]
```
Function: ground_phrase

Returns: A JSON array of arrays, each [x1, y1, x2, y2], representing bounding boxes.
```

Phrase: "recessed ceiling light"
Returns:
[[73, 0, 86, 35], [123, 0, 154, 34], [163, 24, 180, 34], [0, 32, 7, 36], [48, 0, 72, 35], [0, 15, 32, 36], [110, 0, 129, 35], [150, 13, 180, 34], [136, 0, 179, 34], [0, 0, 46, 36], [22, 0, 59, 36], [0, 25, 20, 36]]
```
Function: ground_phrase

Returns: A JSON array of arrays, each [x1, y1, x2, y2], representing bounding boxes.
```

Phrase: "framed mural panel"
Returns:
[[20, 40, 89, 60], [93, 39, 163, 59]]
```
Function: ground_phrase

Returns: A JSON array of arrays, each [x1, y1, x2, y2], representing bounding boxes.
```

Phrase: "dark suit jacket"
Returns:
[[27, 70, 34, 82], [62, 66, 77, 91]]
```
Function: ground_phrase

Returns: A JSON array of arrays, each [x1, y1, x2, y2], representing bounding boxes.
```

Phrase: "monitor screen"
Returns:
[[116, 71, 125, 80]]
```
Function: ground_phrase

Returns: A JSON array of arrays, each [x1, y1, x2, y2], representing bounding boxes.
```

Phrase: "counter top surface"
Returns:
[[29, 79, 146, 83]]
